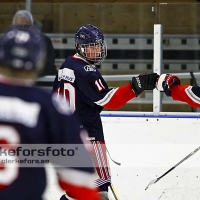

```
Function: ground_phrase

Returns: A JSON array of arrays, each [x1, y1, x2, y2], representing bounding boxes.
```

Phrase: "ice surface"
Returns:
[[43, 116, 200, 200]]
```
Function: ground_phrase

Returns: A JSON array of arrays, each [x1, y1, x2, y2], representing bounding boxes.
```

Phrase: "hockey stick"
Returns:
[[145, 145, 200, 191], [106, 148, 121, 166], [190, 71, 197, 86], [110, 183, 120, 200], [190, 72, 197, 112]]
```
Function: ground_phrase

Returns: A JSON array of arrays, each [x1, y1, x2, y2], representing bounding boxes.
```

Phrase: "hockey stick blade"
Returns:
[[107, 148, 121, 166], [145, 178, 158, 190], [110, 183, 120, 200], [145, 146, 200, 191], [145, 166, 175, 191]]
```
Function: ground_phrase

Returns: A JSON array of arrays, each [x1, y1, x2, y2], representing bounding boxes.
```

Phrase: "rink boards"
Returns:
[[43, 113, 200, 200]]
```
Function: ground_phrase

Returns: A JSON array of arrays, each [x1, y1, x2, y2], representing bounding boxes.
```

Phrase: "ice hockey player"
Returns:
[[53, 24, 159, 200], [157, 73, 200, 107], [0, 25, 101, 200]]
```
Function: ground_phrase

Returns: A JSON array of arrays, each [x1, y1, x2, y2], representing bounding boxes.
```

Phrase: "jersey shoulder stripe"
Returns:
[[185, 86, 200, 105], [95, 88, 118, 106], [0, 96, 40, 127]]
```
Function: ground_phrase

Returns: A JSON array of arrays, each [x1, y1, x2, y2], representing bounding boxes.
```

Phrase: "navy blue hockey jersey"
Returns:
[[53, 54, 137, 141], [0, 81, 99, 200]]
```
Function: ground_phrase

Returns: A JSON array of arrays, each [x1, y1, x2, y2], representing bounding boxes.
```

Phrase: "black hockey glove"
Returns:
[[130, 73, 159, 96]]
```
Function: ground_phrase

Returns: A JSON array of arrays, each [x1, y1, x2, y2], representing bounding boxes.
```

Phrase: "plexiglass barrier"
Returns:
[[0, 3, 200, 113]]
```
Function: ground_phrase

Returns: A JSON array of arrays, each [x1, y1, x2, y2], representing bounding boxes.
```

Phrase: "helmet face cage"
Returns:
[[75, 24, 107, 65], [78, 41, 107, 65]]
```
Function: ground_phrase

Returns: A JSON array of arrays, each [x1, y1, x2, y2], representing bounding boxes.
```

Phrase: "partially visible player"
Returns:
[[12, 10, 57, 76], [53, 24, 159, 200], [156, 73, 200, 107], [0, 25, 101, 200]]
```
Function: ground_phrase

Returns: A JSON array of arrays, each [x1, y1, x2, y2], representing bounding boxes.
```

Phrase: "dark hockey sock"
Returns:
[[59, 194, 69, 200], [99, 182, 110, 192]]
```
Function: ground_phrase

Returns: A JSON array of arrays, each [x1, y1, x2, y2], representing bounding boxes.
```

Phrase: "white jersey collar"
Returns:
[[73, 53, 91, 65]]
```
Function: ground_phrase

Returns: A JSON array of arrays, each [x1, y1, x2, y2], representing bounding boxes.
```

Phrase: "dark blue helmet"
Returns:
[[0, 25, 46, 72], [75, 24, 107, 65]]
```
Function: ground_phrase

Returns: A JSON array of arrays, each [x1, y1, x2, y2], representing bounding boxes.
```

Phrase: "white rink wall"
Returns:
[[43, 114, 200, 200]]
